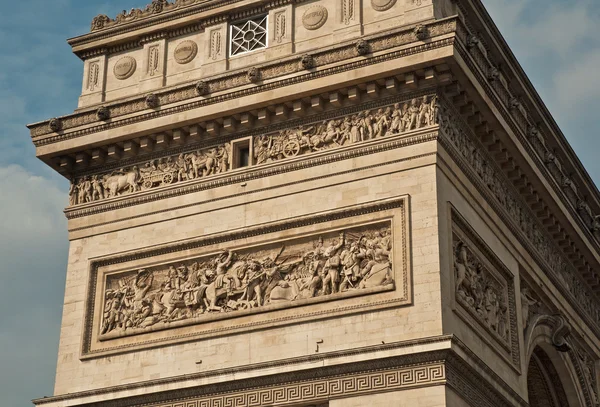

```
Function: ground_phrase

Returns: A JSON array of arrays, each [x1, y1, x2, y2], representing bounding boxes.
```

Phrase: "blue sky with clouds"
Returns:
[[0, 0, 598, 405]]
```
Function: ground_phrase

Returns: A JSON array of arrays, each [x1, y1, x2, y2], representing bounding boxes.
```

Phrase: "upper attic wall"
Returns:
[[74, 0, 458, 108]]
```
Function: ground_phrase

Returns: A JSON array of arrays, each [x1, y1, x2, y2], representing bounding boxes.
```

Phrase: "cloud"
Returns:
[[0, 165, 68, 406]]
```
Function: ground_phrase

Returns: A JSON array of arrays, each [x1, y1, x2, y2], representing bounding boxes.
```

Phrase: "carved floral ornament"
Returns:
[[68, 95, 439, 206], [98, 221, 394, 340]]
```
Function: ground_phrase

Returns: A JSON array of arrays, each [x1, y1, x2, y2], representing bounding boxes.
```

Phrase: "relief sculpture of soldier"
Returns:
[[100, 224, 395, 337], [69, 96, 438, 205], [453, 238, 509, 340]]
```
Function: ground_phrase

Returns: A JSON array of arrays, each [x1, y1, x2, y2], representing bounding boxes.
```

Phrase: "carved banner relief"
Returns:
[[84, 199, 409, 357], [450, 207, 520, 369]]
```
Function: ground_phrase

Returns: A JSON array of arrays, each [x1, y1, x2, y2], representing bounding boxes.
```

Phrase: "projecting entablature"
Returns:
[[63, 0, 458, 109]]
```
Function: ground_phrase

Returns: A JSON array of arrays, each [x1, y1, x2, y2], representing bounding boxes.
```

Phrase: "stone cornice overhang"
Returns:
[[28, 17, 456, 149], [31, 336, 527, 407], [460, 0, 600, 238], [67, 0, 274, 56]]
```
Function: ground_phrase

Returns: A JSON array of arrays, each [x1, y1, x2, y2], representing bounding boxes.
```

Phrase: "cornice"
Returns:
[[467, 0, 600, 208], [450, 19, 600, 289], [72, 0, 248, 48], [458, 0, 600, 247], [33, 335, 528, 407], [35, 335, 455, 405], [29, 18, 459, 142], [437, 97, 600, 342]]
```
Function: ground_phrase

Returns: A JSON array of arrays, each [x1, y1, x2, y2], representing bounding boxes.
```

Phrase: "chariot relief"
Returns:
[[99, 222, 394, 339], [69, 96, 439, 205]]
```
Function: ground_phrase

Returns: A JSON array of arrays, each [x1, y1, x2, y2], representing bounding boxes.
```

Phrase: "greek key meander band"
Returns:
[[156, 363, 445, 407]]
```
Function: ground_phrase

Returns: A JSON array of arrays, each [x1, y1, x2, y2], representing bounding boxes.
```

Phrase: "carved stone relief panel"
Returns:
[[99, 222, 393, 341], [86, 60, 101, 92], [113, 56, 137, 80], [68, 95, 439, 206], [209, 28, 223, 60], [302, 5, 328, 30], [83, 198, 409, 357], [173, 40, 198, 64], [274, 10, 287, 43], [341, 0, 357, 25], [450, 207, 520, 369], [147, 44, 160, 76]]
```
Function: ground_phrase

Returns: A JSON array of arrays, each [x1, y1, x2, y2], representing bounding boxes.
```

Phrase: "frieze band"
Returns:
[[68, 95, 439, 205]]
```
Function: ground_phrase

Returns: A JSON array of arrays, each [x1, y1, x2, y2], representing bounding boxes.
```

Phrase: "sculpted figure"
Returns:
[[390, 103, 403, 134], [91, 175, 104, 201], [349, 115, 362, 143], [68, 180, 77, 206], [175, 154, 188, 182], [417, 95, 431, 128], [454, 243, 469, 294], [592, 216, 600, 241], [400, 103, 410, 132], [214, 250, 236, 290], [322, 232, 345, 295], [254, 135, 272, 165], [429, 95, 440, 125], [361, 111, 374, 140], [217, 143, 230, 173], [339, 242, 365, 292], [407, 98, 420, 130], [374, 108, 389, 138]]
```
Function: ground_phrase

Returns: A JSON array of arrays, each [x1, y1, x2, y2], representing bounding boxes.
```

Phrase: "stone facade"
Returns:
[[28, 0, 600, 406]]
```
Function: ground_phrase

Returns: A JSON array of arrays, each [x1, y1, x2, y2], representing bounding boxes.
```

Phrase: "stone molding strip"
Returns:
[[30, 18, 458, 141], [81, 197, 409, 358], [35, 336, 454, 405], [34, 336, 528, 407]]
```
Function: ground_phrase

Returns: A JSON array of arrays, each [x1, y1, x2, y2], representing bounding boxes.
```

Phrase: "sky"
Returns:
[[0, 0, 598, 406]]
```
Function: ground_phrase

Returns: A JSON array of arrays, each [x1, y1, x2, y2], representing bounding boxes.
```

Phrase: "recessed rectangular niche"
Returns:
[[82, 197, 411, 359], [231, 136, 252, 169]]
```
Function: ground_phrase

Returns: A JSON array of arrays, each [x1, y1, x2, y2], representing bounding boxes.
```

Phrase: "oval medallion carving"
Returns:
[[371, 0, 397, 11], [302, 5, 328, 30], [174, 40, 198, 64], [113, 56, 137, 80]]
